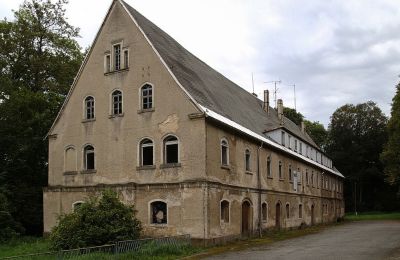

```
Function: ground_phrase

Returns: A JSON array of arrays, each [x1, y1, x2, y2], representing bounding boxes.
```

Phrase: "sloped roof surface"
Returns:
[[122, 1, 318, 148]]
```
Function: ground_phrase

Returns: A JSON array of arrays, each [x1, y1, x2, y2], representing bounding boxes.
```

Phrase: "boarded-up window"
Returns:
[[220, 200, 229, 223]]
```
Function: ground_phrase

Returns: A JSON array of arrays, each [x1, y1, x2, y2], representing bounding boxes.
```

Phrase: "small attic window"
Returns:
[[114, 44, 121, 71]]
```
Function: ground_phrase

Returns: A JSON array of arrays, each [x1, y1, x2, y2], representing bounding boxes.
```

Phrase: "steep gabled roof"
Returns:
[[121, 1, 318, 148]]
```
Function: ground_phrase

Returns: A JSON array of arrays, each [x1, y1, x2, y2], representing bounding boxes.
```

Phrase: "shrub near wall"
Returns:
[[50, 190, 142, 250]]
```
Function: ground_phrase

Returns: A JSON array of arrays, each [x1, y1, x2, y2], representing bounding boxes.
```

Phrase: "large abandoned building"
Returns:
[[43, 0, 344, 242]]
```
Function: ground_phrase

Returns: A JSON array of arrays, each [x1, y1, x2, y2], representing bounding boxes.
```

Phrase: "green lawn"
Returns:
[[0, 237, 50, 258], [345, 212, 400, 221]]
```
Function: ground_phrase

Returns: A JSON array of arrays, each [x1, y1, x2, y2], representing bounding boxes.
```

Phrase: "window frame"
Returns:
[[262, 202, 268, 222], [113, 43, 122, 71], [220, 200, 230, 223], [298, 204, 303, 218], [111, 89, 123, 116], [84, 96, 95, 120], [267, 155, 272, 178], [286, 203, 290, 219], [104, 53, 111, 73], [279, 161, 283, 179], [140, 83, 154, 110], [220, 138, 229, 166], [163, 135, 179, 165], [245, 149, 251, 172], [149, 200, 168, 225], [83, 144, 95, 171], [139, 138, 154, 167], [123, 48, 129, 69]]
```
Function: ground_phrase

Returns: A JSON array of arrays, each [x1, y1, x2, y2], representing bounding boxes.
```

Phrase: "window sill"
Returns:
[[82, 118, 96, 123], [109, 113, 124, 119], [136, 165, 156, 170], [220, 165, 230, 170], [137, 108, 155, 114], [63, 171, 78, 176], [81, 169, 97, 174], [104, 67, 129, 75], [160, 163, 181, 169], [245, 171, 253, 175], [149, 223, 168, 227]]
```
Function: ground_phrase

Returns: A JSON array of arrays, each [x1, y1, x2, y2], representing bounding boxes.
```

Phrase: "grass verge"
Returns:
[[0, 236, 50, 258], [345, 212, 400, 221]]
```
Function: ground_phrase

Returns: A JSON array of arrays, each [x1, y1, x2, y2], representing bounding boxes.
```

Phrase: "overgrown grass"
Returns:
[[0, 236, 50, 258], [345, 212, 400, 221]]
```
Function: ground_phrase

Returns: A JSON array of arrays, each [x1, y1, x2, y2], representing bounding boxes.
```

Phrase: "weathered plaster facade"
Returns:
[[43, 0, 344, 243]]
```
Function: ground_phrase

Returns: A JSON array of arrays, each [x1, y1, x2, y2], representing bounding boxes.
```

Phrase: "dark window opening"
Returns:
[[279, 161, 282, 179], [84, 145, 95, 170], [164, 136, 178, 164], [151, 201, 167, 224], [114, 44, 121, 70], [220, 200, 229, 223], [299, 204, 303, 218], [267, 156, 271, 177], [245, 149, 251, 171], [221, 140, 229, 166], [289, 165, 292, 181], [140, 139, 153, 166], [286, 204, 290, 219], [262, 203, 267, 221]]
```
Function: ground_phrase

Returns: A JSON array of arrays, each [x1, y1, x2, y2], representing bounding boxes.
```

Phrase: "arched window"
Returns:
[[164, 135, 178, 164], [65, 146, 77, 172], [140, 138, 154, 166], [245, 149, 251, 172], [221, 139, 229, 166], [220, 200, 229, 223], [150, 201, 167, 224], [262, 202, 268, 221], [299, 204, 303, 218], [72, 201, 84, 212], [112, 90, 123, 115], [286, 203, 290, 219], [84, 145, 95, 170], [84, 96, 95, 119], [141, 84, 153, 110], [267, 156, 271, 177]]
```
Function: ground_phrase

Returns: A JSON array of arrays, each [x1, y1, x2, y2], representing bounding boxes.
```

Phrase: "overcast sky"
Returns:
[[1, 0, 399, 126]]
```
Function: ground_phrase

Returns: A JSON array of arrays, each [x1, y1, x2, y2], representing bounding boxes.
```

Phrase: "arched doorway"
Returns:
[[275, 202, 281, 229], [311, 204, 315, 225], [241, 200, 252, 236]]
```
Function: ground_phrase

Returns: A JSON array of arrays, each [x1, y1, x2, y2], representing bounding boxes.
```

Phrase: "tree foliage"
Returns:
[[326, 101, 399, 211], [283, 107, 304, 126], [303, 120, 328, 149], [381, 82, 400, 190], [50, 190, 142, 250], [0, 0, 83, 235]]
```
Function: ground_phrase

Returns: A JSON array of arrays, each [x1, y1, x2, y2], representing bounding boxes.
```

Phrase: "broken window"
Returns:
[[164, 135, 178, 164], [245, 149, 251, 172], [221, 139, 229, 166], [114, 44, 121, 70], [151, 201, 167, 224], [141, 84, 153, 109], [262, 202, 268, 221], [85, 96, 95, 119], [267, 156, 271, 177], [220, 200, 229, 223], [112, 90, 123, 115], [286, 204, 290, 219], [84, 145, 95, 170], [140, 138, 153, 166], [299, 204, 302, 218]]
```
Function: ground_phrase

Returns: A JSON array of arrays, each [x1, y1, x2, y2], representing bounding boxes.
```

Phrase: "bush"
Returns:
[[0, 193, 24, 243], [49, 190, 142, 250]]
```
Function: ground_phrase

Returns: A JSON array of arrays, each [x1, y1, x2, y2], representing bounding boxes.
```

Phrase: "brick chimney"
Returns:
[[263, 90, 269, 114], [277, 99, 283, 125]]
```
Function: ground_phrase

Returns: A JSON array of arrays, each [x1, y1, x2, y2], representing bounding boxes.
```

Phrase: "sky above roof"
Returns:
[[1, 0, 399, 126]]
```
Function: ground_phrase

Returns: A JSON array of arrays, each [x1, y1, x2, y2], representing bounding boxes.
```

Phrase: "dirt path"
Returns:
[[204, 221, 400, 260]]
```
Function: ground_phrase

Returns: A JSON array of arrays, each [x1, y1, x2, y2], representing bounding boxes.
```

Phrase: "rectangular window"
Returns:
[[289, 165, 292, 181], [306, 170, 309, 185], [311, 172, 314, 186], [281, 131, 285, 146], [299, 142, 302, 155], [166, 143, 178, 164], [299, 204, 302, 218], [142, 145, 153, 166], [295, 140, 298, 152], [114, 44, 121, 71], [306, 145, 309, 157], [279, 161, 282, 179], [105, 54, 111, 73], [124, 49, 129, 69], [267, 156, 271, 177], [288, 135, 292, 149]]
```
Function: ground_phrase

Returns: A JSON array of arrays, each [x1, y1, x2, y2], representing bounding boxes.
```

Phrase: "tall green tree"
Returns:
[[283, 107, 304, 126], [326, 101, 399, 212], [381, 82, 400, 192], [303, 120, 328, 149], [0, 0, 83, 235]]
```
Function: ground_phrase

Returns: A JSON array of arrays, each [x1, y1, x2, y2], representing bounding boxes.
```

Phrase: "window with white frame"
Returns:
[[151, 201, 167, 224], [112, 90, 123, 115], [114, 44, 121, 71], [84, 96, 95, 120], [220, 200, 229, 223], [164, 135, 178, 164], [84, 145, 95, 170], [221, 139, 229, 166], [245, 149, 251, 172], [140, 138, 154, 166], [141, 84, 153, 110]]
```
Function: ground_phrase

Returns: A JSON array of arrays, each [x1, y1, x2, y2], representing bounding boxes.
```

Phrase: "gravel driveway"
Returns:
[[204, 221, 400, 260]]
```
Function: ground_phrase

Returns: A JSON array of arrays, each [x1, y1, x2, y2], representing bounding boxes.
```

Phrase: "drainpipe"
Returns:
[[257, 141, 263, 238]]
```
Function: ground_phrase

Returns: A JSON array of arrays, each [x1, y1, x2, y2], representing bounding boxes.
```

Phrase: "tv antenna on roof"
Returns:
[[264, 80, 281, 108]]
